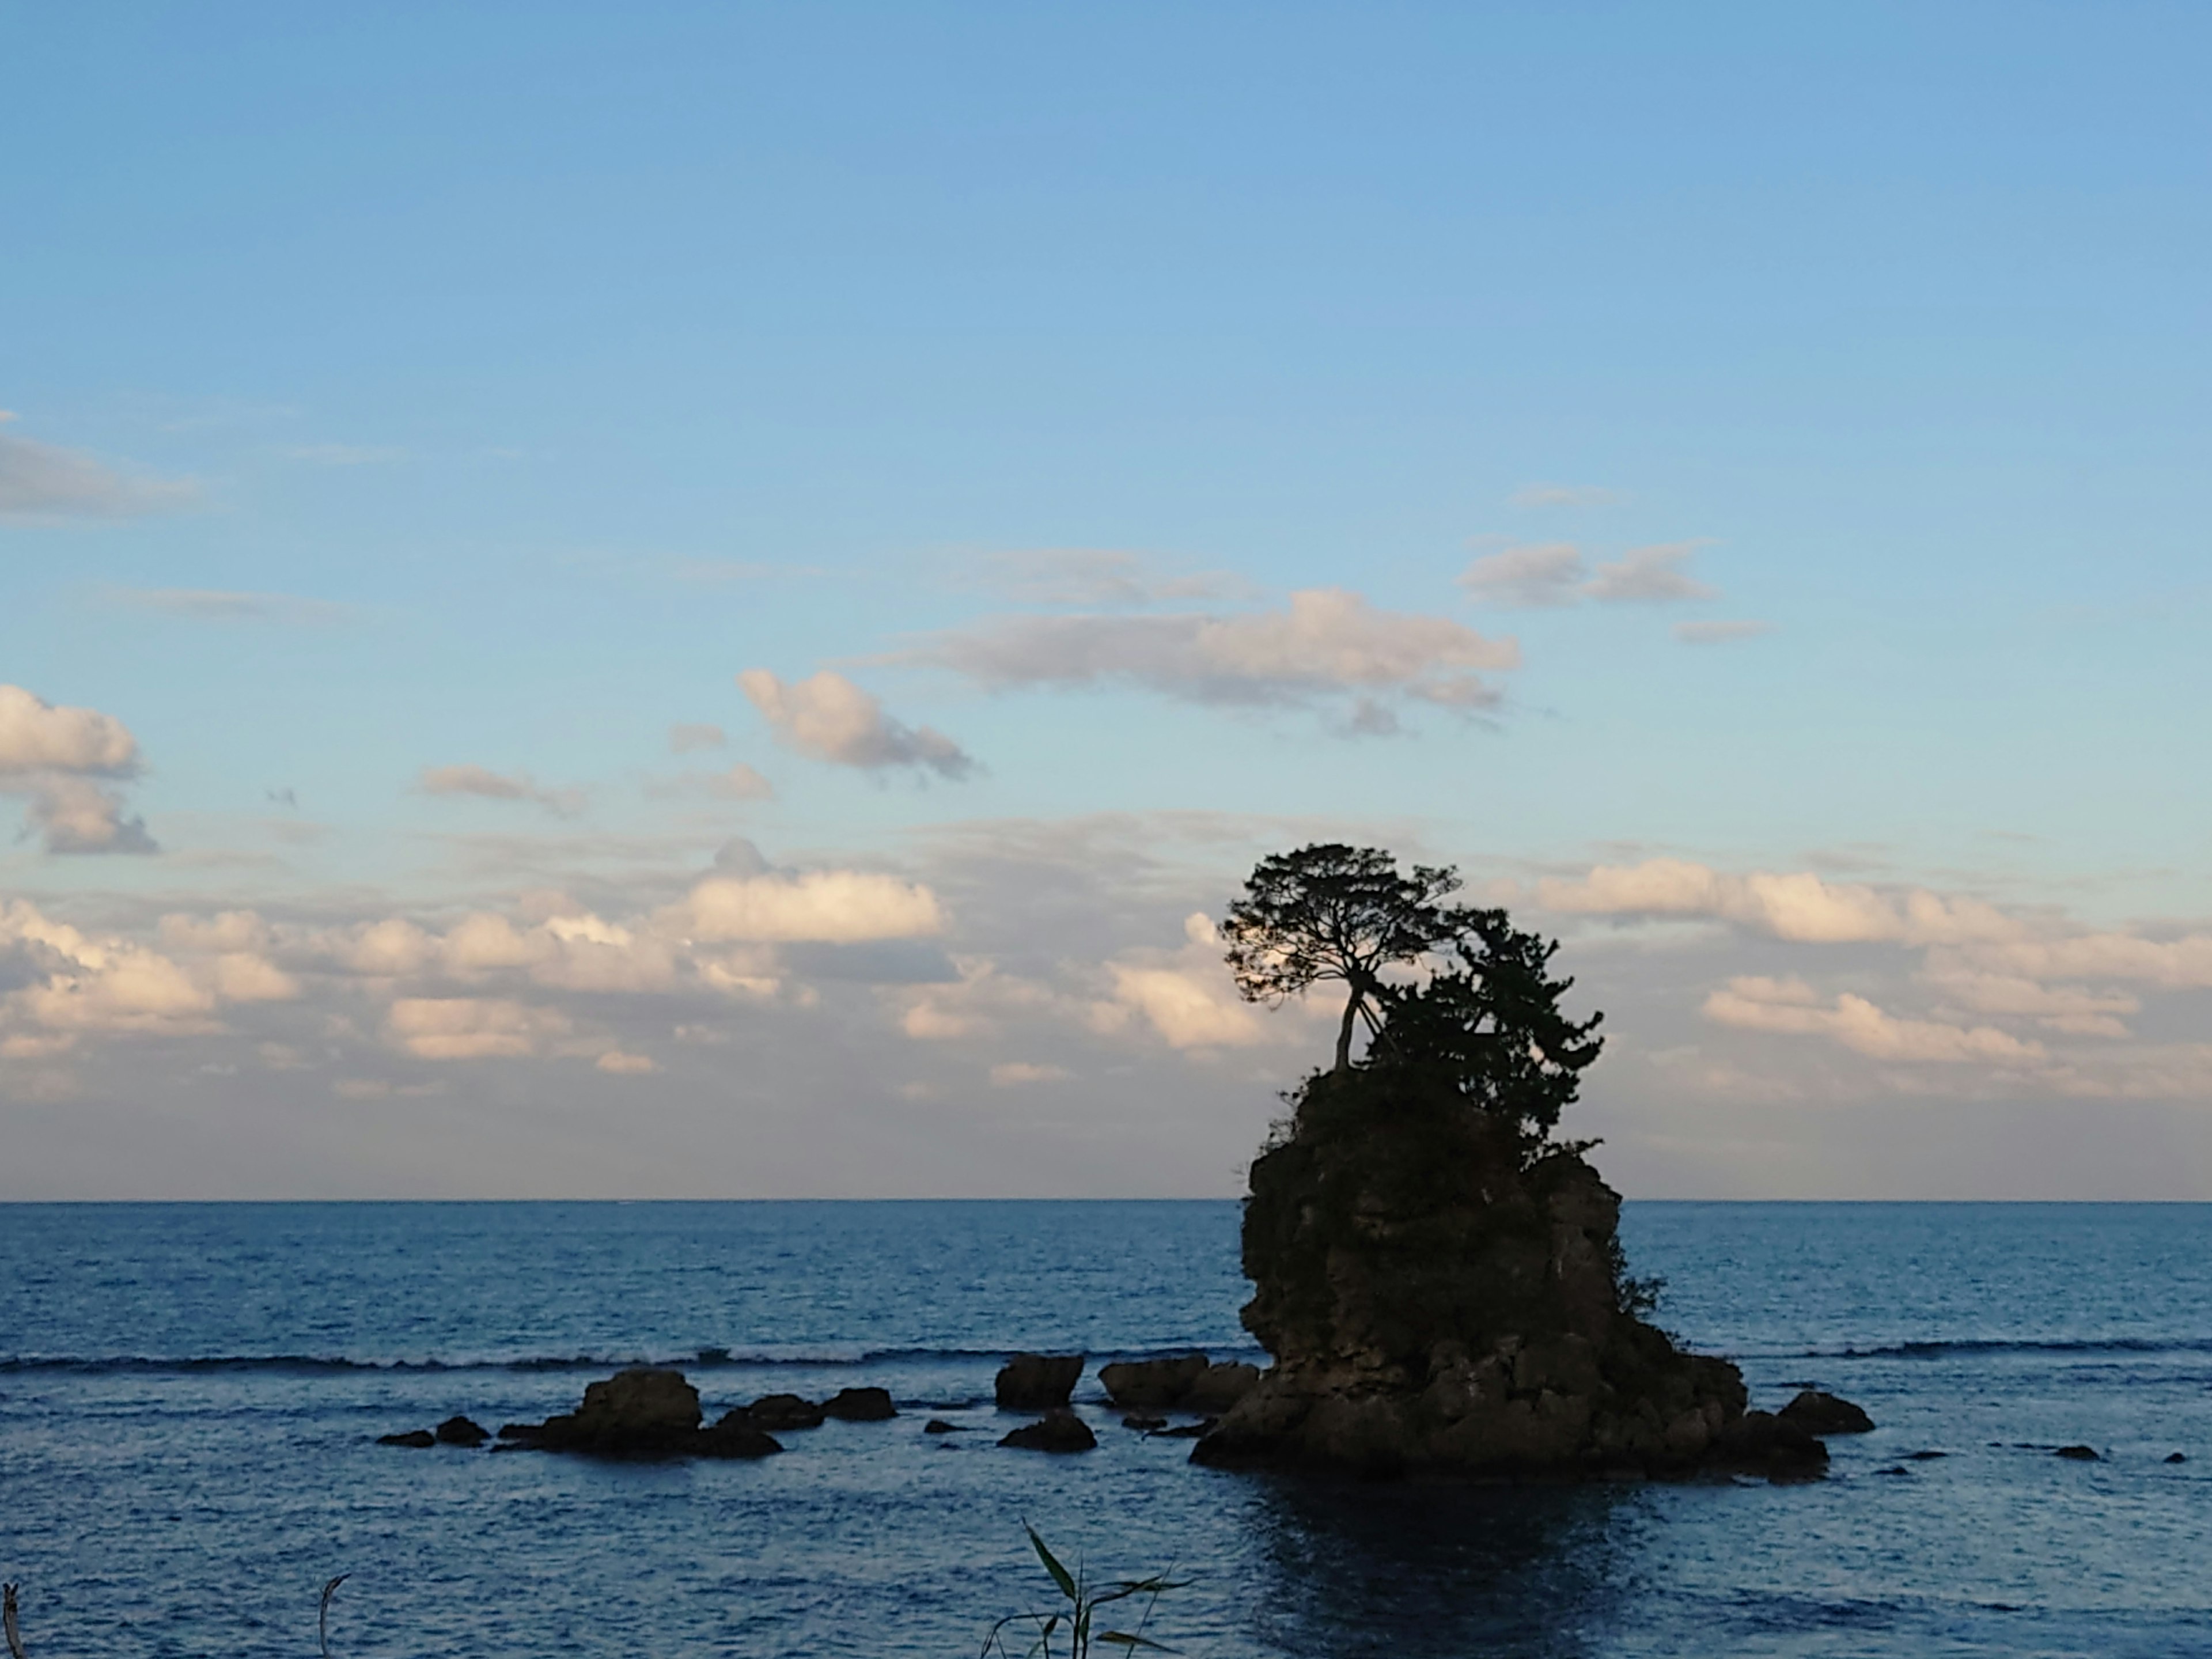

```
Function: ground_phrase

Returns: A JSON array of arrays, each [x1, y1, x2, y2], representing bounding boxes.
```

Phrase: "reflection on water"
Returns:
[[1236, 1473, 1638, 1657]]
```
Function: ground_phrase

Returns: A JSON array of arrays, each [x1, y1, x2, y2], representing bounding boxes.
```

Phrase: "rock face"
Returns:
[[1779, 1389, 1874, 1435], [999, 1408, 1097, 1452], [1100, 1354, 1260, 1415], [1192, 1070, 1825, 1481], [500, 1367, 782, 1459], [995, 1353, 1084, 1410]]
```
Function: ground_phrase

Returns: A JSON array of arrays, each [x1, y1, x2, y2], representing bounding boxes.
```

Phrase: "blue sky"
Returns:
[[3, 5, 2209, 1198]]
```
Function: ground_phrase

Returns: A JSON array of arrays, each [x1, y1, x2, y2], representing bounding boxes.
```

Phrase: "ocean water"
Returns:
[[3, 1201, 2210, 1658]]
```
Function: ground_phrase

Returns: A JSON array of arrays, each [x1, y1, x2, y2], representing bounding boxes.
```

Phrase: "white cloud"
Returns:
[[384, 997, 573, 1060], [1703, 976, 2047, 1066], [1094, 914, 1270, 1050], [417, 764, 584, 817], [1456, 544, 1586, 608], [1584, 543, 1718, 604], [0, 418, 196, 520], [668, 868, 945, 944], [738, 668, 975, 779], [0, 684, 141, 776], [1673, 619, 1774, 645], [1538, 859, 2024, 946], [906, 588, 1518, 718], [0, 686, 156, 854]]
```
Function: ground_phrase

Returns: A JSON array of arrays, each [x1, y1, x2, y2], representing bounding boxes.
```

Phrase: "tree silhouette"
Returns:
[[1368, 907, 1605, 1143], [1222, 843, 1464, 1071]]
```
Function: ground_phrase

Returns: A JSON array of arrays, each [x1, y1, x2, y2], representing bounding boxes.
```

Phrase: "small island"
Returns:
[[1190, 844, 1842, 1481]]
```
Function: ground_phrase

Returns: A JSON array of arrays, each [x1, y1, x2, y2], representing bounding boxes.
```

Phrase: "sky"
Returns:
[[3, 2, 2209, 1199]]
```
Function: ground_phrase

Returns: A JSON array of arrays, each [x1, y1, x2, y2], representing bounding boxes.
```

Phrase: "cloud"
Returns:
[[1456, 544, 1586, 608], [904, 588, 1518, 719], [0, 416, 197, 520], [417, 764, 584, 817], [669, 869, 945, 944], [645, 763, 775, 802], [1092, 913, 1270, 1050], [967, 549, 1243, 608], [595, 1049, 658, 1075], [1703, 976, 2046, 1066], [384, 997, 572, 1060], [990, 1060, 1071, 1086], [0, 684, 141, 777], [1459, 543, 1721, 611], [1510, 483, 1624, 510], [1537, 858, 2024, 946], [668, 723, 726, 753], [0, 684, 157, 854], [738, 669, 975, 779], [1674, 619, 1774, 646], [1584, 543, 1718, 604], [100, 587, 354, 624]]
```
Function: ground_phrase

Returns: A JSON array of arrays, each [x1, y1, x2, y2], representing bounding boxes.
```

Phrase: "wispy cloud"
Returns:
[[1674, 619, 1774, 645], [1461, 540, 1721, 608], [0, 414, 197, 521], [668, 723, 726, 754], [963, 548, 1249, 608], [1510, 483, 1624, 509], [0, 684, 158, 854], [416, 764, 584, 817], [896, 588, 1518, 726], [100, 586, 355, 624]]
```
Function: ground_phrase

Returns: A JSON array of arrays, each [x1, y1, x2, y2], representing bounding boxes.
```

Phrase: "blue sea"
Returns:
[[3, 1201, 2210, 1657]]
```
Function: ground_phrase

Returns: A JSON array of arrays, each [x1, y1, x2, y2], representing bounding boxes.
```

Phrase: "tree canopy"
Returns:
[[1222, 843, 1463, 1072], [1223, 844, 1604, 1144]]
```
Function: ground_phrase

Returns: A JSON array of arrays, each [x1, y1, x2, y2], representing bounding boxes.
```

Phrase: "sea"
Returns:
[[3, 1200, 2210, 1658]]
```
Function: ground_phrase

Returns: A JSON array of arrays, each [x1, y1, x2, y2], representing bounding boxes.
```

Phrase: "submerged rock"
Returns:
[[999, 1408, 1097, 1452], [377, 1429, 435, 1448], [1191, 1069, 1825, 1482], [923, 1418, 961, 1434], [744, 1392, 827, 1432], [1778, 1389, 1874, 1435], [995, 1353, 1084, 1410], [2056, 1444, 2100, 1461], [500, 1367, 781, 1459], [823, 1386, 896, 1421], [434, 1415, 489, 1447]]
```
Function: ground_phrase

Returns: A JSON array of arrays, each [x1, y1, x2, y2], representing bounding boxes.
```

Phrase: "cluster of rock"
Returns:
[[1189, 1071, 1867, 1482], [379, 1368, 896, 1460]]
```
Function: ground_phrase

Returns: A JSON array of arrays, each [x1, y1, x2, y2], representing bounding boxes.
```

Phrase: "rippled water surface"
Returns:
[[4, 1200, 2210, 1656]]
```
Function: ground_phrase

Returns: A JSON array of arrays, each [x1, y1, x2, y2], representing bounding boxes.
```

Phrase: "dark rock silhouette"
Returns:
[[499, 1366, 781, 1459], [923, 1418, 961, 1434], [995, 1353, 1084, 1410], [823, 1385, 896, 1421], [2168, 1451, 2189, 1464], [1100, 1354, 1209, 1408], [1779, 1389, 1874, 1435], [744, 1392, 827, 1431], [1192, 1069, 1825, 1482], [999, 1408, 1097, 1452], [377, 1429, 434, 1448], [434, 1415, 489, 1446], [2056, 1444, 2100, 1460], [1100, 1354, 1260, 1416], [1122, 1414, 1169, 1431]]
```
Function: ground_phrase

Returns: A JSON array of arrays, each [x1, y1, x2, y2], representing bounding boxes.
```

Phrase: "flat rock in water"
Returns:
[[1122, 1414, 1168, 1431], [923, 1419, 961, 1434], [1778, 1389, 1874, 1435], [999, 1408, 1097, 1453], [377, 1429, 435, 1448], [745, 1392, 827, 1431], [2168, 1451, 2189, 1464], [435, 1415, 489, 1447], [822, 1386, 896, 1421], [995, 1353, 1084, 1411], [2056, 1444, 2100, 1461]]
